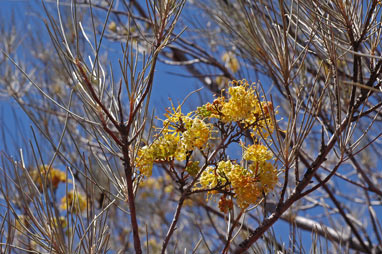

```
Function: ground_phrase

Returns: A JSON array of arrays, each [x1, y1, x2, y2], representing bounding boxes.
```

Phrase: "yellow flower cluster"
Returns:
[[60, 190, 87, 214], [199, 158, 276, 209], [197, 80, 274, 137], [221, 82, 258, 122], [182, 118, 210, 151], [136, 106, 211, 177], [136, 80, 278, 211], [136, 134, 183, 177], [30, 165, 67, 191], [243, 144, 273, 162]]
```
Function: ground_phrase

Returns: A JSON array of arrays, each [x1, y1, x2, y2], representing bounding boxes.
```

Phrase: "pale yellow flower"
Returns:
[[60, 190, 87, 214], [182, 118, 210, 151], [108, 21, 117, 32], [30, 165, 67, 191], [222, 52, 240, 73], [243, 144, 273, 162]]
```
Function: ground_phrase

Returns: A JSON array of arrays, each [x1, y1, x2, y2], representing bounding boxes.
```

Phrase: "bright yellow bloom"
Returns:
[[243, 144, 273, 162], [232, 174, 261, 208], [199, 166, 224, 189], [60, 190, 87, 214], [254, 161, 278, 192], [136, 104, 212, 177], [199, 159, 277, 209], [162, 104, 211, 151], [197, 80, 275, 139], [182, 118, 210, 151], [136, 79, 279, 210], [136, 145, 155, 177], [221, 80, 258, 122], [136, 134, 185, 177], [199, 161, 260, 208]]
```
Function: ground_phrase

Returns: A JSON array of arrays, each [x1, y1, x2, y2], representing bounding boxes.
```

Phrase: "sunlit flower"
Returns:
[[136, 79, 279, 210], [136, 134, 185, 177], [182, 118, 210, 151], [135, 145, 155, 177], [199, 159, 277, 209], [253, 161, 278, 192], [221, 80, 258, 122], [243, 144, 273, 162]]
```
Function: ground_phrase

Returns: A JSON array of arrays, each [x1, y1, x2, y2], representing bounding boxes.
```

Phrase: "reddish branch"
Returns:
[[122, 144, 142, 254]]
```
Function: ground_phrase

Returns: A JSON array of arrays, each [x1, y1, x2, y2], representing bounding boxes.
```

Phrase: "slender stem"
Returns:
[[222, 210, 244, 254], [161, 195, 185, 254]]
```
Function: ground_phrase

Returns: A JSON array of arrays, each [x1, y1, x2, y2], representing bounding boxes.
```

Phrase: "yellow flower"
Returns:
[[243, 144, 273, 162], [256, 161, 278, 192], [220, 80, 258, 122], [136, 134, 185, 177], [198, 159, 277, 209], [199, 166, 222, 189], [60, 190, 87, 214], [108, 21, 117, 32], [136, 145, 155, 177], [135, 79, 279, 210], [30, 165, 67, 191], [222, 52, 240, 73], [232, 175, 261, 208], [182, 118, 210, 151]]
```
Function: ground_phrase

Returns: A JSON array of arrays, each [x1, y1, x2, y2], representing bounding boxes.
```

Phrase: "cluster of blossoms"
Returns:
[[136, 106, 211, 177], [199, 145, 277, 209], [60, 190, 87, 214], [30, 165, 87, 214], [198, 80, 274, 137], [136, 80, 278, 211], [30, 165, 67, 191]]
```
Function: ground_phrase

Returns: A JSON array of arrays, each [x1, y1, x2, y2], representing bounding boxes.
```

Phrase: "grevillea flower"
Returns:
[[243, 144, 273, 162], [221, 80, 258, 123], [182, 117, 210, 151], [136, 134, 185, 177], [136, 79, 279, 211], [199, 157, 277, 210], [60, 190, 87, 214], [222, 52, 240, 73], [30, 165, 67, 191]]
